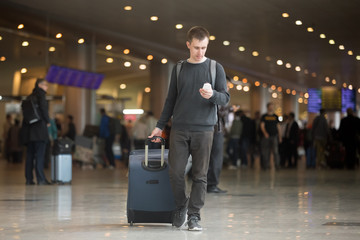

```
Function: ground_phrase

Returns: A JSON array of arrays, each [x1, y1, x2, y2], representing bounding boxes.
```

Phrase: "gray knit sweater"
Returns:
[[156, 58, 230, 132]]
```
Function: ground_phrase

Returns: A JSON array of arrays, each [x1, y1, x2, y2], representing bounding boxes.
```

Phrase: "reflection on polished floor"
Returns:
[[0, 157, 360, 240]]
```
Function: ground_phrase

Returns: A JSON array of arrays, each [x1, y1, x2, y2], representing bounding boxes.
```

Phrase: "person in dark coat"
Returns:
[[65, 115, 76, 141], [339, 108, 360, 169], [284, 112, 300, 168], [22, 79, 51, 185]]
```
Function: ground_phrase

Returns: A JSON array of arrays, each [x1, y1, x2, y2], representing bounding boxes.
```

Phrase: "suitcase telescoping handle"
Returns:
[[145, 136, 165, 167]]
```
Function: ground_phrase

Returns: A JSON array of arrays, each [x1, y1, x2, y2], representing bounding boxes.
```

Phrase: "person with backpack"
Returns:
[[21, 78, 51, 185], [99, 108, 115, 169], [149, 26, 230, 231]]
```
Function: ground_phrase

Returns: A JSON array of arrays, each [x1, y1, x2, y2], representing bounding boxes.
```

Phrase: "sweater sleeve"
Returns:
[[208, 62, 230, 106], [156, 66, 178, 130]]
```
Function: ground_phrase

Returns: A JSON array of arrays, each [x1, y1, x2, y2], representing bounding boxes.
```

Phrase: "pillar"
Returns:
[[149, 61, 173, 119]]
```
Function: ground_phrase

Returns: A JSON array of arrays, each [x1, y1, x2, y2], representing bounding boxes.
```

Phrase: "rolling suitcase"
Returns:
[[127, 137, 176, 226], [51, 138, 73, 184]]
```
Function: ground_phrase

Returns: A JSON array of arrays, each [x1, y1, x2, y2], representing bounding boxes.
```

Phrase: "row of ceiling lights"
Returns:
[[2, 14, 360, 96]]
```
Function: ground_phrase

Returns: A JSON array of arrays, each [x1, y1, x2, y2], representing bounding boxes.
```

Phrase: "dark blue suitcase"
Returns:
[[127, 137, 176, 225]]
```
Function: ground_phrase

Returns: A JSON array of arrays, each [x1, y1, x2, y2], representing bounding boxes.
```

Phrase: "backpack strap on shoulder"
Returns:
[[210, 59, 216, 88]]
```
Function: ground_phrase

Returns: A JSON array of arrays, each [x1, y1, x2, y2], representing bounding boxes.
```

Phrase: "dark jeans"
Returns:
[[207, 131, 224, 188], [104, 136, 115, 167], [239, 138, 250, 166], [261, 136, 280, 169], [227, 138, 240, 166], [169, 130, 213, 217], [25, 141, 48, 183]]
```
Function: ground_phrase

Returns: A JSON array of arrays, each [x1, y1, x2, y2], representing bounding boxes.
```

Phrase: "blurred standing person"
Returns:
[[149, 26, 230, 231], [207, 105, 229, 193], [250, 111, 261, 168], [132, 115, 148, 149], [3, 114, 12, 161], [312, 108, 329, 169], [145, 111, 158, 135], [260, 103, 282, 170], [227, 110, 242, 169], [279, 114, 288, 168], [64, 115, 76, 141], [284, 112, 299, 168], [45, 118, 58, 169], [8, 119, 22, 163], [99, 108, 115, 169], [238, 110, 253, 168], [22, 79, 51, 185], [339, 108, 360, 169]]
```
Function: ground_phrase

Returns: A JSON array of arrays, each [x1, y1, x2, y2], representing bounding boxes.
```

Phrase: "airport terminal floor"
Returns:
[[0, 157, 360, 240]]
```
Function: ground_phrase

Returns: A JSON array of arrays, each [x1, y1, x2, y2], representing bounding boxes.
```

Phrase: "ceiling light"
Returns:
[[262, 83, 268, 88], [295, 66, 301, 72], [325, 77, 330, 82], [292, 90, 296, 95], [277, 87, 282, 92], [144, 87, 151, 93], [342, 83, 347, 88], [139, 64, 147, 70], [329, 39, 335, 45], [123, 49, 130, 54], [0, 36, 2, 40], [356, 56, 360, 60], [56, 33, 62, 39], [304, 69, 309, 74], [123, 109, 144, 115], [161, 58, 168, 64], [242, 78, 248, 83], [320, 34, 326, 39], [339, 45, 345, 50], [348, 85, 353, 90], [272, 92, 278, 98], [276, 60, 283, 65], [236, 85, 242, 91], [21, 68, 27, 74], [252, 51, 259, 57], [307, 27, 314, 32], [228, 83, 234, 89], [348, 50, 353, 56], [223, 41, 230, 46], [304, 99, 308, 104], [332, 79, 336, 85], [150, 16, 159, 21], [119, 84, 126, 89], [49, 46, 56, 52], [286, 89, 291, 94], [209, 35, 216, 41], [298, 98, 304, 104], [255, 81, 260, 87], [22, 41, 29, 47], [106, 58, 114, 63], [233, 76, 239, 81], [147, 55, 154, 61], [243, 86, 250, 92], [295, 20, 302, 25], [106, 45, 112, 50], [285, 63, 292, 68], [271, 85, 276, 90], [0, 56, 6, 61], [311, 72, 317, 77], [124, 61, 131, 67], [282, 13, 289, 18], [175, 24, 183, 29], [358, 88, 360, 94], [17, 24, 24, 29], [304, 93, 309, 98], [78, 38, 85, 44], [124, 6, 132, 11], [238, 46, 245, 52], [265, 56, 271, 61]]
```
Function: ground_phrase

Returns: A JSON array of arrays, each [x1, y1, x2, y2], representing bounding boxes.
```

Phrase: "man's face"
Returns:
[[186, 37, 209, 63], [268, 104, 274, 112], [38, 81, 48, 92]]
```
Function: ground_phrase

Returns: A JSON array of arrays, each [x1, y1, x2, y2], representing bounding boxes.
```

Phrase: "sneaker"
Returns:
[[228, 165, 237, 170], [187, 215, 202, 231], [172, 198, 189, 228]]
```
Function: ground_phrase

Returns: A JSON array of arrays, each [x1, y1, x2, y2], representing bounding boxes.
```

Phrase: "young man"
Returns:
[[260, 102, 282, 170], [149, 26, 230, 231]]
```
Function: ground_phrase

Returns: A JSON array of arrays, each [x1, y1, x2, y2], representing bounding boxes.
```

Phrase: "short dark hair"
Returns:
[[100, 108, 106, 114], [68, 115, 73, 121], [35, 78, 46, 88], [266, 102, 273, 108], [187, 26, 210, 42], [289, 112, 295, 119], [320, 108, 325, 114]]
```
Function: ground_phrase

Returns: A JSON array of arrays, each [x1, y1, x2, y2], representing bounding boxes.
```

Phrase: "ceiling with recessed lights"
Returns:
[[0, 0, 359, 94]]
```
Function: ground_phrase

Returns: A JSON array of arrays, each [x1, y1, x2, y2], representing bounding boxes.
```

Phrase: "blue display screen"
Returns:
[[341, 88, 356, 112], [45, 65, 104, 90], [308, 88, 322, 113]]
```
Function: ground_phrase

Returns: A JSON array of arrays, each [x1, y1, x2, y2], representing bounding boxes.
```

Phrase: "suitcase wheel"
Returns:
[[130, 222, 134, 226]]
